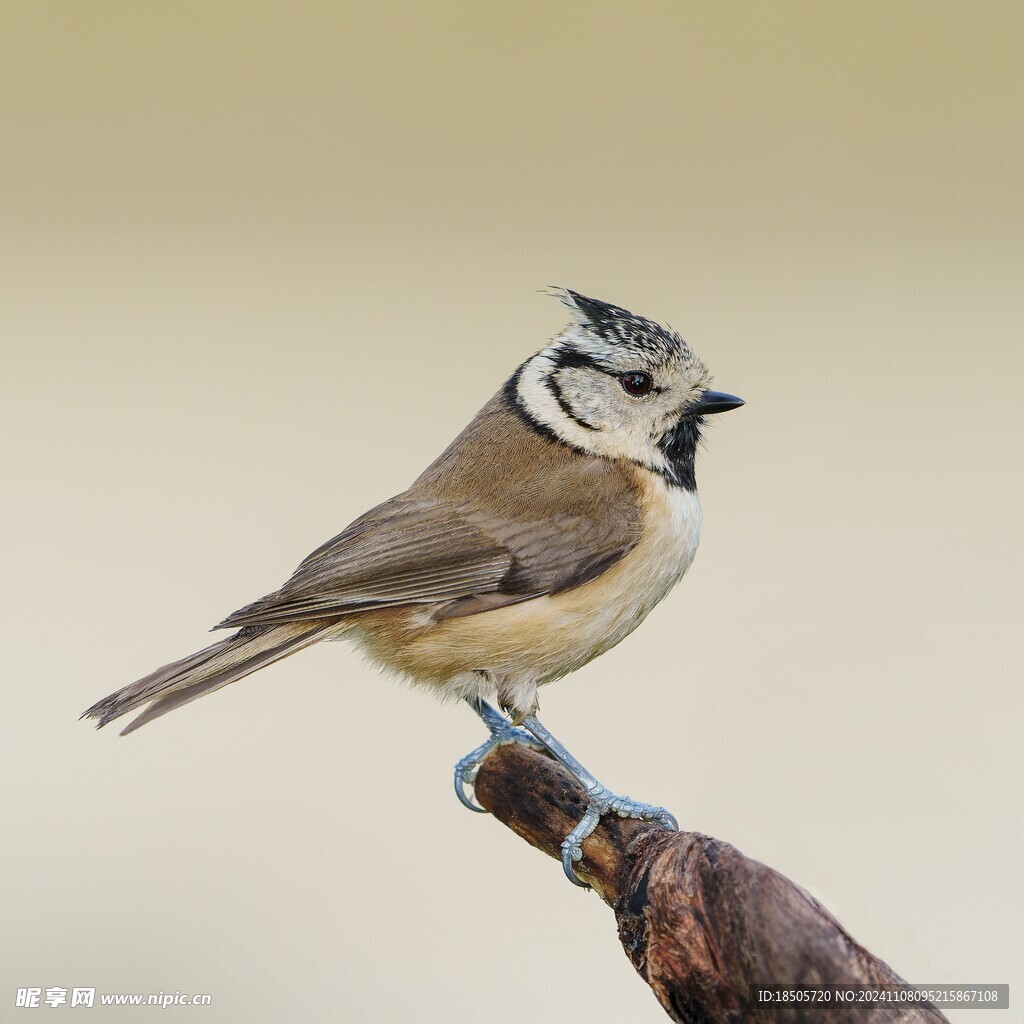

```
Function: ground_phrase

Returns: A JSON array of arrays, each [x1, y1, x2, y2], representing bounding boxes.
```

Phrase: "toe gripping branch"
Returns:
[[455, 699, 678, 888], [557, 783, 678, 888], [453, 699, 544, 814]]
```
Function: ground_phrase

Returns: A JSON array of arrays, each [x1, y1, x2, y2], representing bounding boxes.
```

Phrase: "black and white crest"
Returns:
[[558, 289, 691, 364], [507, 288, 716, 488]]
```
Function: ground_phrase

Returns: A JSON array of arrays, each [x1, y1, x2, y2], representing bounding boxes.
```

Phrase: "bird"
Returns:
[[83, 288, 743, 886]]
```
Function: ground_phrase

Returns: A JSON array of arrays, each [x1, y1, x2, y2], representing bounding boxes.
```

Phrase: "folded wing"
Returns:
[[216, 491, 639, 629]]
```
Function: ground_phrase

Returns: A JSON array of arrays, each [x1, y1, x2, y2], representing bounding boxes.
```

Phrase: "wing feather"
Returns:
[[216, 493, 637, 629], [217, 502, 519, 627], [216, 391, 645, 630]]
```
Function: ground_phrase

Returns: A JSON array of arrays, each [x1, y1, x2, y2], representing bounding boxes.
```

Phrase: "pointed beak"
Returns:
[[691, 389, 745, 415]]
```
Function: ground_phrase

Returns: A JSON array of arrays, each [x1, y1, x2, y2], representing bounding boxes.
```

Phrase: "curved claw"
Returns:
[[454, 767, 489, 813], [560, 800, 677, 888], [561, 842, 590, 888], [453, 718, 546, 817]]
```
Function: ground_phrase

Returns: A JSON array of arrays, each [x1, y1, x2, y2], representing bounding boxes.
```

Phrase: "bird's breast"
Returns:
[[618, 473, 703, 614]]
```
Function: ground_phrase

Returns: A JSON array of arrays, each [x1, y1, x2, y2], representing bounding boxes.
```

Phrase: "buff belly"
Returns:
[[346, 473, 702, 694]]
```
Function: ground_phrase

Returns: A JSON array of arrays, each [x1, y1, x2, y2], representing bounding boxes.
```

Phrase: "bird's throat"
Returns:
[[658, 418, 701, 491]]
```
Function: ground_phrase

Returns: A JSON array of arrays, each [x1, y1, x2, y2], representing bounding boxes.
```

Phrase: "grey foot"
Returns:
[[454, 719, 544, 813], [457, 699, 678, 890], [560, 785, 678, 888]]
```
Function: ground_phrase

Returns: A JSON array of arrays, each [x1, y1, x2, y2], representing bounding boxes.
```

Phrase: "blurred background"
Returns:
[[1, 2, 1021, 1021]]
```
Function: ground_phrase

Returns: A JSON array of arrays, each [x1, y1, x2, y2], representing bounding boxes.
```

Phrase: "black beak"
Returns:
[[692, 390, 745, 415]]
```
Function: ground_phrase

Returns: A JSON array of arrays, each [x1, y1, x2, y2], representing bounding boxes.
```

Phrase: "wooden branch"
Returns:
[[474, 743, 947, 1024]]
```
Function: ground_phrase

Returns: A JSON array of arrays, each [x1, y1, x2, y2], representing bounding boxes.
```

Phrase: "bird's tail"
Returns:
[[82, 621, 334, 736]]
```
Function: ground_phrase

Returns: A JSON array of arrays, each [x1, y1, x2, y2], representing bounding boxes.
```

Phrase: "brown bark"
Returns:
[[473, 743, 946, 1024]]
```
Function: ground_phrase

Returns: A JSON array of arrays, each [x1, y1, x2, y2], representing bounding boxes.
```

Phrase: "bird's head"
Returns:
[[510, 289, 743, 488]]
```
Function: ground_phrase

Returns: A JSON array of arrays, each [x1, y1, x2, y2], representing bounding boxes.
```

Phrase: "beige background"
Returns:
[[1, 2, 1021, 1022]]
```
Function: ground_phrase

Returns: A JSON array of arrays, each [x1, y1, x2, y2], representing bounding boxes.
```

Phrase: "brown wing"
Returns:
[[216, 493, 636, 628], [216, 388, 643, 629]]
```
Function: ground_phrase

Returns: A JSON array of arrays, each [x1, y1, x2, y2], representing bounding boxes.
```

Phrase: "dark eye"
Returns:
[[620, 372, 654, 397]]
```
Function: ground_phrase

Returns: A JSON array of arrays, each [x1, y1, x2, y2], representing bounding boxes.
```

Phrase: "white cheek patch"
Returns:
[[567, 376, 609, 429], [515, 349, 673, 476], [516, 354, 596, 449]]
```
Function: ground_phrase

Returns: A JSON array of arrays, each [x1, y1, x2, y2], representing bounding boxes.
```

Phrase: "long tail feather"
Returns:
[[82, 621, 333, 736]]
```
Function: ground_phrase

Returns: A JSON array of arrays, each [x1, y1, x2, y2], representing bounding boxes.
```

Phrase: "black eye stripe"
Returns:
[[549, 348, 607, 373]]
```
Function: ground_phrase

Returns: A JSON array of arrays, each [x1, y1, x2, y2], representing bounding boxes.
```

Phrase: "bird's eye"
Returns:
[[620, 372, 654, 397]]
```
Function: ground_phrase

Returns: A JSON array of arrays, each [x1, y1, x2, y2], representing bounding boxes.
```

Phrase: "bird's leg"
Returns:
[[520, 714, 678, 888], [453, 695, 545, 813]]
